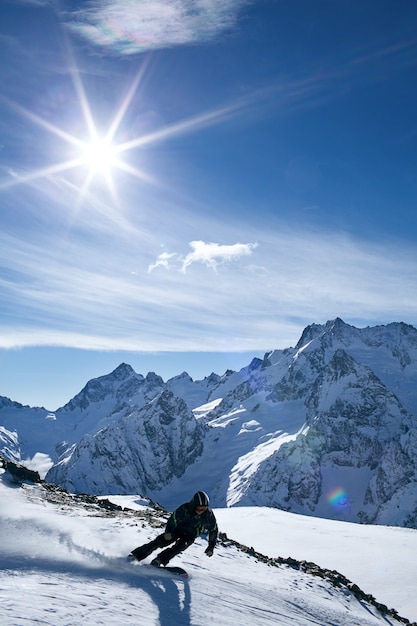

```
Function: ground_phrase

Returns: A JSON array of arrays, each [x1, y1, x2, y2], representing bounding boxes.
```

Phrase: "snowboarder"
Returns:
[[129, 491, 218, 567]]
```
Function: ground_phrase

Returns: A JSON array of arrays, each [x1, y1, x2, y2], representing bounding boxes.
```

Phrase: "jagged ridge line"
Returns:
[[217, 531, 416, 626]]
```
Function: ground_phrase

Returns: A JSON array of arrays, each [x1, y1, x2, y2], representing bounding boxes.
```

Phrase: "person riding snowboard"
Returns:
[[129, 490, 218, 567]]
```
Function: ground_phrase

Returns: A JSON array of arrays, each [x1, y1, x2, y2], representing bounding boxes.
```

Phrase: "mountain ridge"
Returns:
[[1, 318, 416, 527]]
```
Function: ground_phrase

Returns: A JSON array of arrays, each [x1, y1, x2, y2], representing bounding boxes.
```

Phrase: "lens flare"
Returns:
[[326, 487, 349, 509]]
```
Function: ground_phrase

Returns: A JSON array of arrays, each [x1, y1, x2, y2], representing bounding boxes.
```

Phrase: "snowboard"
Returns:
[[128, 556, 189, 579], [153, 565, 189, 579]]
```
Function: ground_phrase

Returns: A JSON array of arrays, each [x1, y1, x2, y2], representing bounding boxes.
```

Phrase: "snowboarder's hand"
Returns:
[[164, 532, 173, 541], [205, 548, 213, 557]]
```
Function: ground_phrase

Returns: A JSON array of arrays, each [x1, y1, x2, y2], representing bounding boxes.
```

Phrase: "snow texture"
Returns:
[[1, 464, 416, 626]]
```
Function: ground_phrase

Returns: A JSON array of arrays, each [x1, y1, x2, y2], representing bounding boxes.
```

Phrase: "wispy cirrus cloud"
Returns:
[[65, 0, 249, 55], [1, 216, 417, 354], [148, 240, 258, 273]]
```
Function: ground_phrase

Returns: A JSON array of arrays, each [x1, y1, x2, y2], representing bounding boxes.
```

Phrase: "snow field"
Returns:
[[1, 476, 415, 625]]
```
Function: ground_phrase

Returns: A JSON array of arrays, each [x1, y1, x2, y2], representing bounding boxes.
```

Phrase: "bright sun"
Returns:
[[0, 57, 234, 204], [82, 137, 117, 174]]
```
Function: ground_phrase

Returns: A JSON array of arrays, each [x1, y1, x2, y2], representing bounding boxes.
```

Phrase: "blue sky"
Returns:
[[0, 0, 416, 409]]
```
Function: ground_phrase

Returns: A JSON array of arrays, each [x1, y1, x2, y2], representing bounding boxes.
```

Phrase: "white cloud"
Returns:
[[181, 240, 258, 272], [147, 251, 177, 273], [147, 240, 258, 273], [65, 0, 249, 55]]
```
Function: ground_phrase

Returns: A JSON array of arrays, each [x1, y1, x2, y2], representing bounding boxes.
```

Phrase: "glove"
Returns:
[[205, 547, 213, 557], [163, 532, 173, 541]]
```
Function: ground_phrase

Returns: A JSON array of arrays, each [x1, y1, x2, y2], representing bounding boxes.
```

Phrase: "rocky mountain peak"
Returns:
[[144, 371, 164, 386], [46, 388, 204, 495], [0, 397, 24, 410], [296, 318, 357, 352], [109, 362, 136, 380]]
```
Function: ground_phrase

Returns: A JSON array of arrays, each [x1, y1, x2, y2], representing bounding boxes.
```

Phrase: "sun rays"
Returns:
[[0, 39, 249, 212], [0, 55, 151, 208]]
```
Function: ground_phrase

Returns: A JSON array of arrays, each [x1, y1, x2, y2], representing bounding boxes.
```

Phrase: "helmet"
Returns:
[[193, 491, 209, 507]]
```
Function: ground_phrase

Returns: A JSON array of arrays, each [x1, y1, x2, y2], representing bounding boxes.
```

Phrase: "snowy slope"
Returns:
[[216, 507, 417, 624], [1, 467, 416, 626]]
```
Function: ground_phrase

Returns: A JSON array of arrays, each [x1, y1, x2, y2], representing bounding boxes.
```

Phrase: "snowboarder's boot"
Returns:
[[130, 546, 152, 562]]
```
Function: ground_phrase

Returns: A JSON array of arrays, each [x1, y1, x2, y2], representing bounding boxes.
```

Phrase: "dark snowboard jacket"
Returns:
[[166, 501, 218, 551]]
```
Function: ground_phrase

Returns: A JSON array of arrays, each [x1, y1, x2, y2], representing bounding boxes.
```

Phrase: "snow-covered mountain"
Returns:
[[1, 318, 417, 527], [48, 389, 206, 495], [0, 365, 226, 464]]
